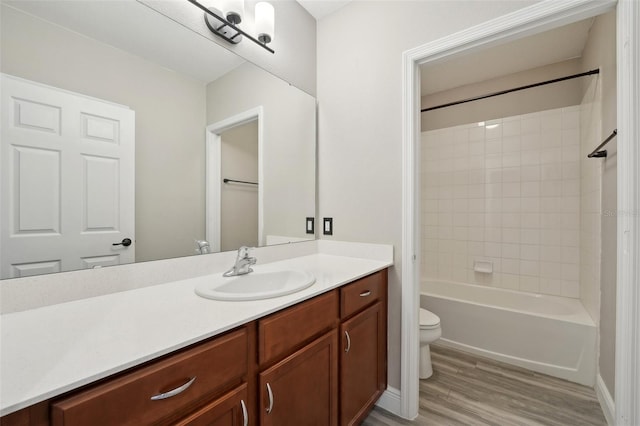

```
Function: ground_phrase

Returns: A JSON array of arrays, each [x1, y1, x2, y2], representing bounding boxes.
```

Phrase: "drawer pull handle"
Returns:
[[345, 330, 351, 353], [266, 383, 274, 414], [150, 376, 196, 400], [241, 399, 248, 426], [359, 290, 372, 297]]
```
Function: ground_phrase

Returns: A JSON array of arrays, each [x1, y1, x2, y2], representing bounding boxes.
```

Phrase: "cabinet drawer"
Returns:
[[340, 270, 386, 319], [51, 328, 248, 426], [259, 290, 338, 366]]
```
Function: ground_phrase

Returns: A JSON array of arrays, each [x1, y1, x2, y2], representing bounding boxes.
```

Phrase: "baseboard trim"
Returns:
[[375, 386, 402, 417], [596, 374, 615, 426]]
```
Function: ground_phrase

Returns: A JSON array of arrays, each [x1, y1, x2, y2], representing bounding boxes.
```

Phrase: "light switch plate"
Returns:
[[323, 217, 333, 235], [306, 217, 315, 234]]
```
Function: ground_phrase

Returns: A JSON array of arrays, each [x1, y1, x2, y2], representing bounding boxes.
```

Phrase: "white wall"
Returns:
[[1, 5, 207, 262], [421, 106, 583, 297], [317, 0, 539, 390], [207, 62, 316, 243], [581, 10, 617, 400]]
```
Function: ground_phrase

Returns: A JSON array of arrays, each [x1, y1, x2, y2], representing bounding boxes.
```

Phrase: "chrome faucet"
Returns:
[[223, 246, 257, 277], [195, 240, 210, 255]]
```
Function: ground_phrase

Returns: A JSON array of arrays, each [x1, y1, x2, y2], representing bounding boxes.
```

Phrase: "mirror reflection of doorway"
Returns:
[[219, 120, 258, 251]]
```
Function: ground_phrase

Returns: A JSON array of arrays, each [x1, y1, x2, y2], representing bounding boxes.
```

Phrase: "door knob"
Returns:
[[113, 238, 132, 247]]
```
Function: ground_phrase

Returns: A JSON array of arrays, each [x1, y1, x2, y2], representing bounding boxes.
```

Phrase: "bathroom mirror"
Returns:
[[0, 0, 316, 279]]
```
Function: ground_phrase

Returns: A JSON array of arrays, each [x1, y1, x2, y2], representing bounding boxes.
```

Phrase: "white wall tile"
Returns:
[[521, 181, 540, 197], [502, 228, 521, 244], [540, 131, 562, 149], [502, 182, 521, 197], [502, 120, 521, 137], [500, 273, 520, 290], [562, 108, 580, 129], [540, 111, 562, 131], [484, 242, 502, 257], [502, 152, 521, 167], [541, 164, 562, 180], [540, 245, 562, 262], [521, 229, 540, 245], [521, 115, 541, 134], [520, 276, 540, 293], [521, 165, 540, 182], [421, 106, 583, 298], [502, 213, 520, 228], [520, 244, 540, 261], [520, 260, 539, 276], [502, 136, 521, 152]]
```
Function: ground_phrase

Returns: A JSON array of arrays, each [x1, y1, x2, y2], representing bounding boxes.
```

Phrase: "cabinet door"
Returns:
[[174, 384, 249, 426], [259, 330, 338, 426], [340, 303, 385, 426]]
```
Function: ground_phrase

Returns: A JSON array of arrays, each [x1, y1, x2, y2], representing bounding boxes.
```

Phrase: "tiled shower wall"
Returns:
[[421, 106, 582, 297]]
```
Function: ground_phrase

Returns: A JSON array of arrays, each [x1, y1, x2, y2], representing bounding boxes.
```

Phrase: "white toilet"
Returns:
[[419, 308, 442, 379]]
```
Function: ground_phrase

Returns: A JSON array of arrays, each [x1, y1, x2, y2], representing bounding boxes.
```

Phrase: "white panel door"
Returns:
[[0, 74, 135, 278]]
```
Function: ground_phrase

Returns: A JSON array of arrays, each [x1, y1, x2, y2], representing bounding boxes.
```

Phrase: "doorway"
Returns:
[[400, 1, 639, 424], [219, 120, 259, 251], [205, 107, 264, 253]]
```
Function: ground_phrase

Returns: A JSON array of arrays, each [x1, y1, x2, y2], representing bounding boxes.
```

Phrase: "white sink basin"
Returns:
[[194, 270, 316, 301]]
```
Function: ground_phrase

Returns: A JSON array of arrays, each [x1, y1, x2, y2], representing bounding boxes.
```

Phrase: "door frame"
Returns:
[[401, 0, 640, 423], [205, 107, 264, 252]]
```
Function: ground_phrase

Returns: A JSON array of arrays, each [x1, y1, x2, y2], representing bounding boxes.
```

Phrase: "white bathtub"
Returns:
[[421, 280, 597, 386]]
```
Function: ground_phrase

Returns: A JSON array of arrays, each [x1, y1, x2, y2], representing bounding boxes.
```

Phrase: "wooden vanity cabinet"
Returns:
[[1, 269, 388, 426], [339, 270, 388, 426]]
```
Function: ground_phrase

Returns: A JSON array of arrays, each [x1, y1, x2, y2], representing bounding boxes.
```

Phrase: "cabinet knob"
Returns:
[[266, 382, 274, 414], [344, 330, 351, 353]]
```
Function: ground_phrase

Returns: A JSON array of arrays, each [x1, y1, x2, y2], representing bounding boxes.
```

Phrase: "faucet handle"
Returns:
[[238, 246, 252, 258]]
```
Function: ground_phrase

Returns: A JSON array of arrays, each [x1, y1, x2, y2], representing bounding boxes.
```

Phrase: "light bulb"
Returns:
[[224, 0, 244, 25], [255, 2, 274, 44]]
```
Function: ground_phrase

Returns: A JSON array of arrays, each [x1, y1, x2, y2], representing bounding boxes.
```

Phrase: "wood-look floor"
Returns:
[[363, 344, 607, 426]]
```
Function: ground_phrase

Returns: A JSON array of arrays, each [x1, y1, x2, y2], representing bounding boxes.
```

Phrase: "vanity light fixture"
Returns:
[[255, 2, 275, 44], [187, 0, 275, 54]]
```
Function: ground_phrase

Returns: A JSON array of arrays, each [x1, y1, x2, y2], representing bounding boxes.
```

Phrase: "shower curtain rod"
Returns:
[[421, 69, 600, 113]]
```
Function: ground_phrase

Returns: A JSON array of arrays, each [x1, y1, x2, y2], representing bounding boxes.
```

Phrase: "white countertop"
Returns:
[[0, 252, 392, 416]]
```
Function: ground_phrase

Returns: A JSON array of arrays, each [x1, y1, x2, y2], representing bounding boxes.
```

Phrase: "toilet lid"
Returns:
[[420, 308, 440, 328]]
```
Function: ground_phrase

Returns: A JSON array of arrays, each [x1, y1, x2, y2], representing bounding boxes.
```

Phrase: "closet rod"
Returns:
[[421, 69, 600, 113], [223, 178, 258, 185]]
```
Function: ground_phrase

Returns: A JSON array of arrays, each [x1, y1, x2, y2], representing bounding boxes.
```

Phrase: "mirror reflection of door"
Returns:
[[0, 75, 135, 278], [220, 120, 258, 251]]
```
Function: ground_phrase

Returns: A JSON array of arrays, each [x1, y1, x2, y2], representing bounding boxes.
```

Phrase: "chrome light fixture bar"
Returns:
[[186, 0, 275, 54]]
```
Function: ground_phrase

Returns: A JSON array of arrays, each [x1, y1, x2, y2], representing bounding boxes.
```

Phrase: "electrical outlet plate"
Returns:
[[323, 218, 333, 235], [306, 217, 315, 234]]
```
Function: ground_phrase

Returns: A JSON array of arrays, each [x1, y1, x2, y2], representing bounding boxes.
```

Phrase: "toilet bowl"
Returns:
[[419, 308, 442, 379]]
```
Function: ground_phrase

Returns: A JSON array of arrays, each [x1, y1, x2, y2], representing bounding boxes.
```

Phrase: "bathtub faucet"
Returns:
[[223, 246, 256, 277]]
